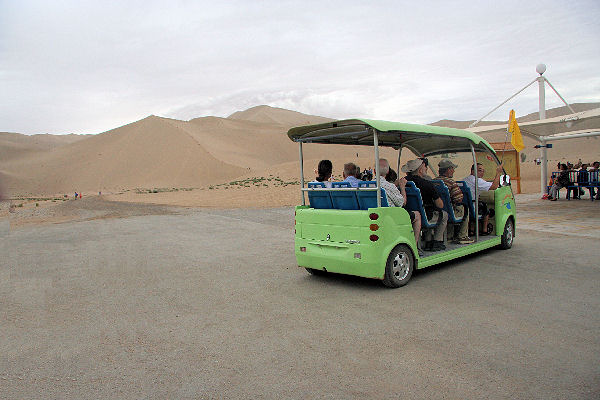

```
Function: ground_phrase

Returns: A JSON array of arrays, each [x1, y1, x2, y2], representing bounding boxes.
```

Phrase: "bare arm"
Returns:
[[489, 163, 503, 190], [396, 177, 407, 207]]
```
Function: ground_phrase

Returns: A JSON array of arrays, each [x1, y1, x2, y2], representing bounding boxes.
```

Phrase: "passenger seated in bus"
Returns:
[[311, 159, 333, 188], [385, 166, 397, 183], [402, 158, 448, 252], [463, 162, 502, 235], [354, 164, 362, 180], [342, 162, 361, 187], [436, 159, 473, 244], [379, 159, 422, 254]]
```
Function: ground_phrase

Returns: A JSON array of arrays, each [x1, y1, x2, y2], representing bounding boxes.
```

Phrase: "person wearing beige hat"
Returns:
[[436, 159, 473, 244], [402, 158, 448, 251]]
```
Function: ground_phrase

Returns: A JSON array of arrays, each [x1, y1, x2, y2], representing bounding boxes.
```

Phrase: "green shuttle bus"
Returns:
[[289, 119, 516, 287]]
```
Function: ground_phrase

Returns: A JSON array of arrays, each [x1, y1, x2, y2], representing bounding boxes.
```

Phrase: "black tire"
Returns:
[[383, 244, 414, 288], [498, 218, 514, 249], [305, 267, 327, 276]]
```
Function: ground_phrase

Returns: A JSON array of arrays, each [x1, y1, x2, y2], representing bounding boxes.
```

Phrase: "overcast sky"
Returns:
[[2, 0, 599, 135]]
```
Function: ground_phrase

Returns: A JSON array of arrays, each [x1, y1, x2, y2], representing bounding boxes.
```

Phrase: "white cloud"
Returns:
[[1, 0, 599, 134]]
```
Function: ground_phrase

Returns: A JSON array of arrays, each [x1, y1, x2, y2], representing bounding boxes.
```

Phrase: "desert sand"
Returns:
[[1, 103, 599, 220]]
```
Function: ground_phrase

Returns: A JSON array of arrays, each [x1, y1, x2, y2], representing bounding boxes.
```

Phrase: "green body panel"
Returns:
[[493, 185, 517, 234], [294, 206, 417, 279], [417, 237, 501, 268]]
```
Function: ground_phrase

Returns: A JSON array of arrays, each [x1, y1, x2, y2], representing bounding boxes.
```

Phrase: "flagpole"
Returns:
[[501, 128, 509, 164]]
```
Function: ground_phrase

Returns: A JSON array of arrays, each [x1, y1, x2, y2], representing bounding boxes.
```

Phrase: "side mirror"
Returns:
[[501, 174, 511, 186]]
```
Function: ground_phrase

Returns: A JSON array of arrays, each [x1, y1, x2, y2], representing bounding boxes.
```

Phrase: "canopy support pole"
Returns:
[[372, 128, 381, 208], [396, 145, 403, 177], [538, 76, 548, 197], [470, 143, 479, 241], [299, 142, 305, 206], [469, 78, 537, 128]]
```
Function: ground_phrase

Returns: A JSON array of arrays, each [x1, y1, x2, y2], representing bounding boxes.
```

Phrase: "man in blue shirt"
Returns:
[[343, 162, 361, 187]]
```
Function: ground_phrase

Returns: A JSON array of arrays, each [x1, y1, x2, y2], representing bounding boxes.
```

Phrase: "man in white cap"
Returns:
[[436, 159, 473, 244], [402, 158, 448, 251]]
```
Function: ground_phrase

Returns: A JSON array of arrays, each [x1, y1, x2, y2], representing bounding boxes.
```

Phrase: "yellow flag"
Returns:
[[508, 109, 524, 152]]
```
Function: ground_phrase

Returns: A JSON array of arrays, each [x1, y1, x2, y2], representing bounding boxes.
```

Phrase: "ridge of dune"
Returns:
[[227, 105, 333, 127], [0, 132, 89, 162]]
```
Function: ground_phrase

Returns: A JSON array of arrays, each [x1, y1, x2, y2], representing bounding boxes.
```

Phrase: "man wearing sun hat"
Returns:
[[436, 159, 473, 244], [402, 158, 448, 251]]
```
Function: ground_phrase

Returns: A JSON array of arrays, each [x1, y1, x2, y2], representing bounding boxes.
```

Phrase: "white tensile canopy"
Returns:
[[467, 107, 600, 141], [466, 107, 600, 194]]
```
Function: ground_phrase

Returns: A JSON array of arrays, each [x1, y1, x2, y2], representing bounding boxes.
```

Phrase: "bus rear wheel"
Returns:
[[305, 267, 327, 276], [383, 245, 414, 288]]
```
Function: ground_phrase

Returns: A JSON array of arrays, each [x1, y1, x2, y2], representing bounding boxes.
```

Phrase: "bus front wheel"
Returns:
[[498, 219, 514, 249], [383, 245, 414, 288]]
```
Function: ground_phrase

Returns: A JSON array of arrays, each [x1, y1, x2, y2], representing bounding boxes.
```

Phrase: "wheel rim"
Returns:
[[505, 221, 513, 245], [392, 251, 410, 281]]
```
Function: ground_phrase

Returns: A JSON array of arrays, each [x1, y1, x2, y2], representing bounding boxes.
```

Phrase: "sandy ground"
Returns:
[[1, 194, 599, 399]]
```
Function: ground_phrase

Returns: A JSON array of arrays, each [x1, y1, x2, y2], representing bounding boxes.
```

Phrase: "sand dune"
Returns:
[[1, 104, 598, 198], [2, 116, 246, 195], [228, 104, 332, 126], [0, 132, 88, 162]]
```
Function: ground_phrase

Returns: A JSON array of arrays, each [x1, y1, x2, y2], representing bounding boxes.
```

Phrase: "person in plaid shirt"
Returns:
[[436, 159, 474, 244]]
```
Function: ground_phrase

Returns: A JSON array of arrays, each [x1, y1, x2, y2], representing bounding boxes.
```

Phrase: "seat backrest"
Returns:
[[403, 181, 421, 212], [356, 187, 389, 209], [589, 170, 599, 183], [307, 182, 333, 209], [332, 181, 351, 188], [568, 171, 578, 183], [330, 184, 359, 210], [431, 180, 462, 223], [404, 181, 439, 228], [456, 180, 482, 220], [358, 181, 377, 188], [577, 170, 589, 183]]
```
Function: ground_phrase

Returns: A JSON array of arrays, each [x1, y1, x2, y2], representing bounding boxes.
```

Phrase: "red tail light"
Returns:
[[369, 213, 379, 220], [369, 234, 379, 242]]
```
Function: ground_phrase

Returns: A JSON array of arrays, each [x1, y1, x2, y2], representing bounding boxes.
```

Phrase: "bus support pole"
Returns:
[[396, 145, 403, 175], [470, 143, 478, 241], [372, 128, 381, 208], [299, 142, 305, 206]]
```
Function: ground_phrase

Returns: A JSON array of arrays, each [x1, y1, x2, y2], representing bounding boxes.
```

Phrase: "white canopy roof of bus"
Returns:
[[466, 107, 600, 142]]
